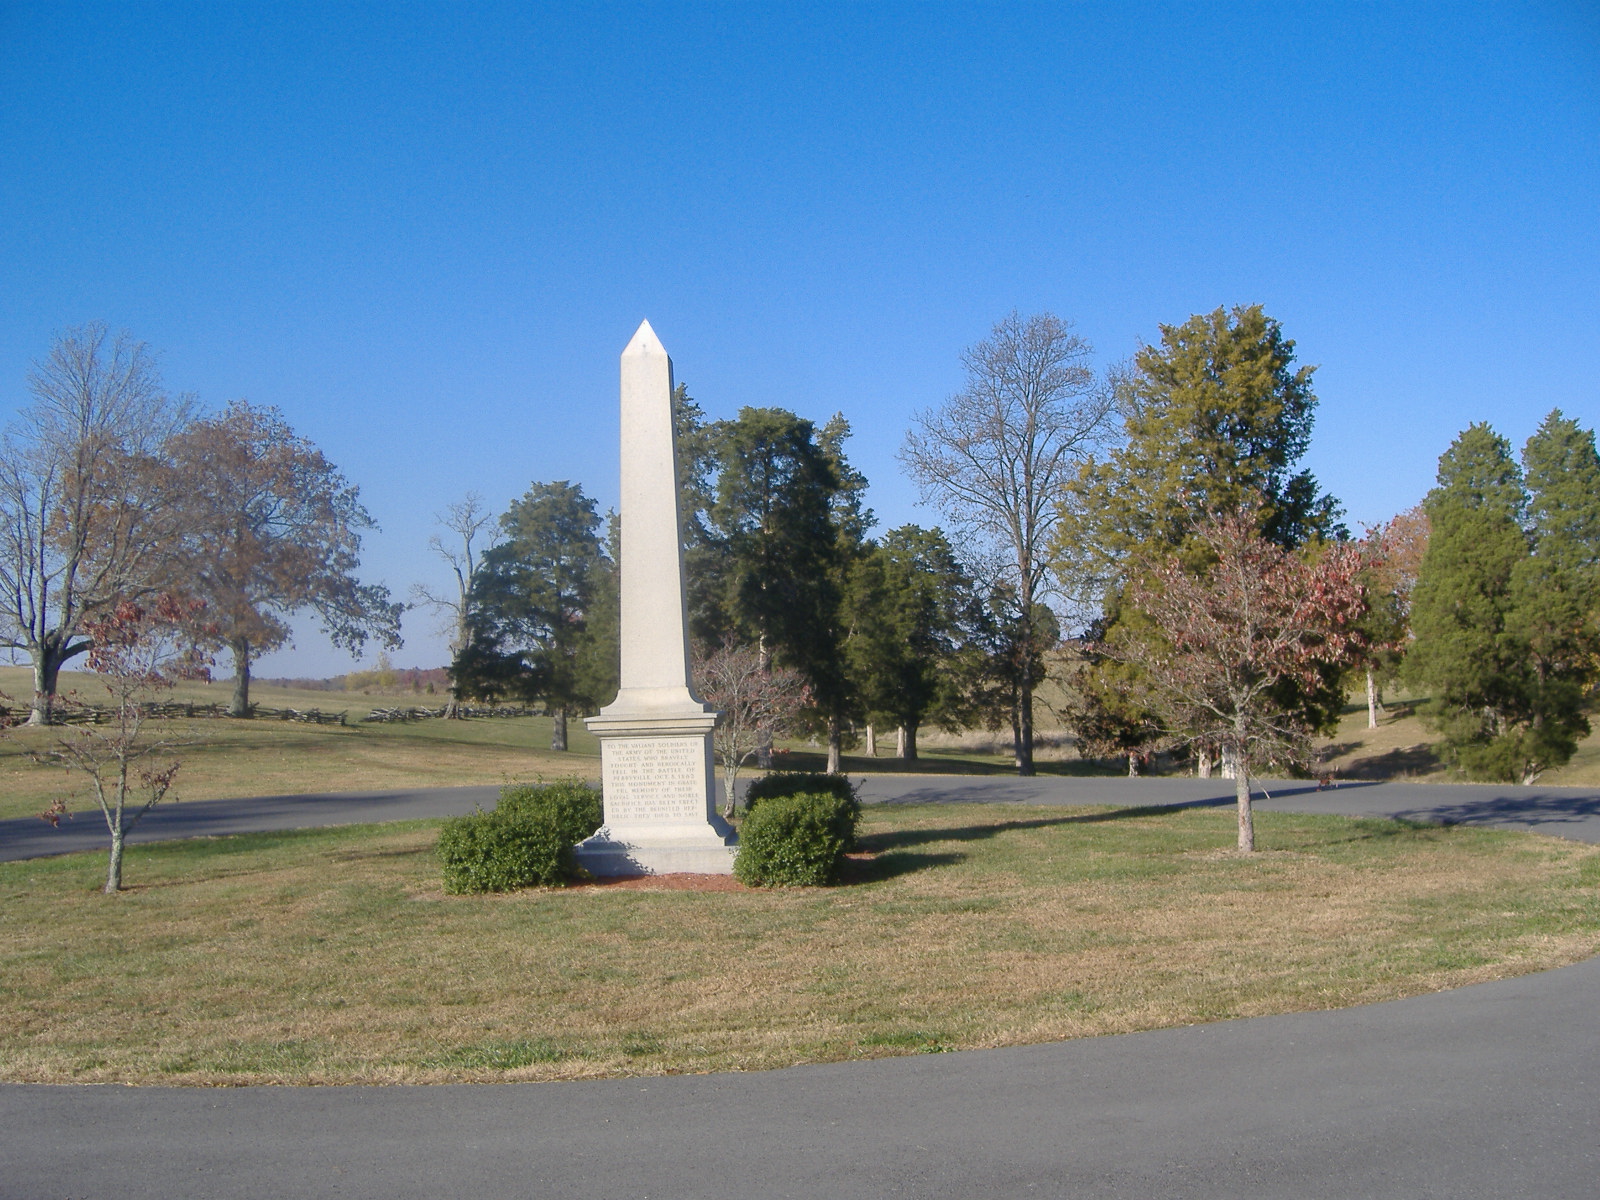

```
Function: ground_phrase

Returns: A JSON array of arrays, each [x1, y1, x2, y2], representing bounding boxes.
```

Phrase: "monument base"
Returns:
[[572, 819, 738, 877], [581, 707, 737, 876]]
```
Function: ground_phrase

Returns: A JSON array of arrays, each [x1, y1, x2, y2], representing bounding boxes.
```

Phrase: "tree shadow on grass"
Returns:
[[856, 803, 1219, 856]]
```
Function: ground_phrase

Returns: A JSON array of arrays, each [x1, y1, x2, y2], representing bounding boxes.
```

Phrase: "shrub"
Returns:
[[733, 790, 855, 887], [743, 771, 860, 848], [437, 781, 604, 894], [496, 780, 604, 846]]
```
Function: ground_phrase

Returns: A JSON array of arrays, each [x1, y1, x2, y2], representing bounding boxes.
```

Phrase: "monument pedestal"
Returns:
[[577, 709, 737, 877]]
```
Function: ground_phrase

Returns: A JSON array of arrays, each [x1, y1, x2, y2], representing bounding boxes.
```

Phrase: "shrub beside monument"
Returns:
[[734, 775, 861, 887], [437, 780, 603, 893]]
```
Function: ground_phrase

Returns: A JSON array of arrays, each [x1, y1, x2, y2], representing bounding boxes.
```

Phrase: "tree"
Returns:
[[409, 493, 495, 717], [1514, 411, 1600, 690], [1404, 421, 1593, 783], [1057, 304, 1344, 580], [1115, 509, 1367, 850], [703, 407, 849, 767], [693, 638, 809, 815], [845, 525, 975, 760], [901, 311, 1116, 774], [165, 401, 403, 717], [1054, 305, 1346, 767], [455, 481, 614, 749], [38, 595, 213, 892], [0, 324, 191, 724], [1352, 505, 1428, 727]]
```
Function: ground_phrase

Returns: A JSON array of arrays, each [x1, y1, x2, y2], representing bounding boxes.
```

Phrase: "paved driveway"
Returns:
[[6, 773, 1599, 862], [3, 774, 1597, 1198]]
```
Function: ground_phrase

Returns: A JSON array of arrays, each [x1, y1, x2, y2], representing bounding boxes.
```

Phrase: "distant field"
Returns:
[[0, 667, 602, 823]]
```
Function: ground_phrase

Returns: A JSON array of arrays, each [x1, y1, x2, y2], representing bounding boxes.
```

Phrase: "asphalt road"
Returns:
[[3, 774, 1598, 1198], [6, 773, 1600, 862]]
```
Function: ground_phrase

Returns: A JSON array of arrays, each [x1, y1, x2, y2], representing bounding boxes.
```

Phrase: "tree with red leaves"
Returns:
[[1115, 509, 1368, 850], [39, 595, 213, 892]]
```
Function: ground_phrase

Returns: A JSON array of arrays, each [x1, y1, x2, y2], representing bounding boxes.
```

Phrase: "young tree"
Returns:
[[1352, 505, 1429, 727], [409, 493, 495, 717], [1404, 422, 1592, 783], [38, 596, 213, 892], [166, 401, 403, 717], [693, 638, 809, 815], [901, 311, 1116, 774], [1116, 509, 1367, 850], [0, 324, 191, 724], [845, 526, 975, 760], [456, 481, 613, 749]]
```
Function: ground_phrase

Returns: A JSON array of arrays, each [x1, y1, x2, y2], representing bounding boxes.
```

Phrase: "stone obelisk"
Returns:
[[574, 321, 737, 876]]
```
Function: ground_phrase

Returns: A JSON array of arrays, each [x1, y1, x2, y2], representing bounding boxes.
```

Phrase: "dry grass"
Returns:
[[1316, 693, 1600, 786], [0, 667, 599, 822], [2, 802, 1596, 1086]]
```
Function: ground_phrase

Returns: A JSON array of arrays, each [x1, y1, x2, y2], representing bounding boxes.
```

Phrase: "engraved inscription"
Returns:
[[603, 736, 707, 825]]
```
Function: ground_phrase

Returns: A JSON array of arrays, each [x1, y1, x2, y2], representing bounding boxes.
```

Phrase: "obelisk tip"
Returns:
[[624, 319, 664, 357]]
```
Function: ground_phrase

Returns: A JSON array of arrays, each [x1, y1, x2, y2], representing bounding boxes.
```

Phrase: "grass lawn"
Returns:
[[0, 666, 603, 823], [2, 802, 1596, 1086]]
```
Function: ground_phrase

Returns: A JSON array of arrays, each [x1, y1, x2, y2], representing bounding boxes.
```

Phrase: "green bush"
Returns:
[[743, 771, 860, 848], [437, 781, 604, 894], [496, 780, 604, 846], [733, 790, 856, 887]]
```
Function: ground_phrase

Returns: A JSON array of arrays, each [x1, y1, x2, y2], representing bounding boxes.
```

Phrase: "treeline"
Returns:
[[449, 306, 1600, 801], [0, 323, 401, 726]]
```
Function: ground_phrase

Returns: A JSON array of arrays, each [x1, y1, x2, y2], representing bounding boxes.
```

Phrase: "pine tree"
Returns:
[[1405, 421, 1592, 782]]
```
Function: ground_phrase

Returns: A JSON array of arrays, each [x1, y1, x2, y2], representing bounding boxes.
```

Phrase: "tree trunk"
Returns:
[[551, 706, 568, 751], [1016, 676, 1036, 776], [442, 695, 461, 719], [1235, 761, 1255, 852], [230, 638, 253, 718], [27, 644, 65, 726], [105, 825, 124, 893], [1197, 745, 1213, 778], [864, 724, 876, 757], [826, 713, 842, 774], [1366, 669, 1380, 729], [902, 722, 918, 762], [1220, 744, 1239, 779], [895, 725, 907, 757]]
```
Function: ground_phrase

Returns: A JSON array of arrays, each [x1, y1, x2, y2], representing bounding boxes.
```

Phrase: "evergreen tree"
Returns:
[[1405, 421, 1591, 782], [844, 525, 973, 760], [703, 407, 855, 767], [1513, 410, 1600, 687], [1057, 304, 1344, 583], [454, 481, 613, 749]]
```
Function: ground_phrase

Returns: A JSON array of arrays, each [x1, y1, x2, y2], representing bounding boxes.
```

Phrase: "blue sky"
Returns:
[[2, 2, 1596, 676]]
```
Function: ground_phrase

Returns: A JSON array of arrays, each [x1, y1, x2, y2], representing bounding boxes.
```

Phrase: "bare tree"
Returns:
[[694, 638, 809, 817], [0, 324, 191, 724], [37, 595, 213, 892], [899, 311, 1116, 774], [409, 493, 494, 717]]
